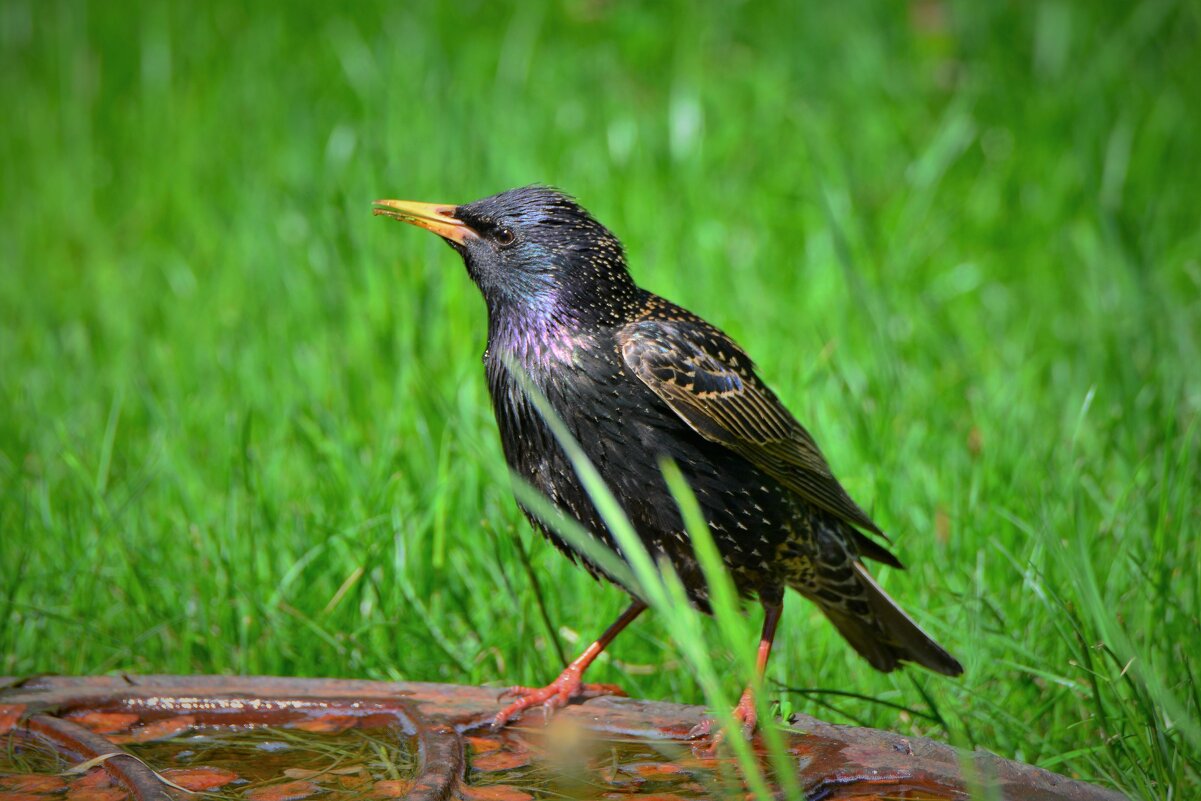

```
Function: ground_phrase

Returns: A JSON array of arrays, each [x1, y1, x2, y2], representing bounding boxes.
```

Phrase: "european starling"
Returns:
[[374, 186, 962, 735]]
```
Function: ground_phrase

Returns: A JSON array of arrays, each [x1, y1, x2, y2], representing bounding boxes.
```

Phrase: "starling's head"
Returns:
[[374, 186, 636, 324]]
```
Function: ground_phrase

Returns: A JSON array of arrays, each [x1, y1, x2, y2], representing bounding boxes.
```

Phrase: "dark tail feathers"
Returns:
[[818, 562, 963, 676]]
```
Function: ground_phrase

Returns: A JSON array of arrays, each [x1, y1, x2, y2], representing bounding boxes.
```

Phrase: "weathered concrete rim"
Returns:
[[1, 676, 462, 801], [0, 674, 1127, 801]]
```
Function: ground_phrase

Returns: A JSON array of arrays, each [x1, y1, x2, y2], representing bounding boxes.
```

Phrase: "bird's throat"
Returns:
[[487, 301, 591, 371]]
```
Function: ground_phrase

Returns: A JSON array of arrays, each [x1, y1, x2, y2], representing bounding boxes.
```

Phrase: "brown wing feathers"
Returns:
[[619, 312, 900, 567]]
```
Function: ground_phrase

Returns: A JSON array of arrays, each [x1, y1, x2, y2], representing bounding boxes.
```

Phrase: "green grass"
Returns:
[[2, 1, 1199, 798]]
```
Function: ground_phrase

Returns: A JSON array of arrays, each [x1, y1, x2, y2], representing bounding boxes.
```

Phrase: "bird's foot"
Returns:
[[688, 687, 757, 754], [492, 669, 626, 730]]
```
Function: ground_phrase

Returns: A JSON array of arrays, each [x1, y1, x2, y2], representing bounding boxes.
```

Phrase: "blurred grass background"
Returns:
[[1, 1, 1198, 797]]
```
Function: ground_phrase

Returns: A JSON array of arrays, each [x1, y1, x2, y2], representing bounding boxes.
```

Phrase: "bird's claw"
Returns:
[[687, 717, 715, 740], [491, 675, 626, 730], [687, 689, 758, 755], [496, 685, 536, 703]]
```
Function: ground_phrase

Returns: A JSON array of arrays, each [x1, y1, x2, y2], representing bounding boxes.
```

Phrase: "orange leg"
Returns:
[[492, 600, 647, 729], [689, 599, 783, 741]]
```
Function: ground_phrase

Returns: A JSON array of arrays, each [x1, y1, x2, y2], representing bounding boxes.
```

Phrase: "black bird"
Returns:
[[374, 186, 962, 735]]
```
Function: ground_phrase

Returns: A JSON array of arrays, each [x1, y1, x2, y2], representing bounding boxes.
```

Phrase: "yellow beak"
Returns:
[[372, 199, 475, 245]]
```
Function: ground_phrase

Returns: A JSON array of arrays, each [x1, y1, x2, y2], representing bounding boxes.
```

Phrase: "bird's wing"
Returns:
[[619, 315, 887, 539]]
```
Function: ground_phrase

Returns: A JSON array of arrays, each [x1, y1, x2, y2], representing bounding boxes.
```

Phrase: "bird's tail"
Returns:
[[810, 562, 963, 677]]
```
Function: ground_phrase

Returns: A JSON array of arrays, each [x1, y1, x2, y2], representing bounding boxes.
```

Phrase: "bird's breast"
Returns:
[[484, 326, 655, 470], [482, 324, 804, 603]]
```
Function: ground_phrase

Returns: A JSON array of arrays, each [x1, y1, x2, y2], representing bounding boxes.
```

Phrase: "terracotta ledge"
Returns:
[[0, 675, 1126, 801]]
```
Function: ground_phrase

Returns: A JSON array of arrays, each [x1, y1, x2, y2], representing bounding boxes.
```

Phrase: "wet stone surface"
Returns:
[[0, 675, 1127, 801], [127, 725, 416, 801], [0, 740, 124, 801], [464, 724, 709, 800], [461, 725, 962, 800], [0, 713, 956, 801], [2, 717, 418, 801]]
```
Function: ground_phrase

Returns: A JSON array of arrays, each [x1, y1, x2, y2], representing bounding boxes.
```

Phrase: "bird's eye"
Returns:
[[496, 227, 516, 247]]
